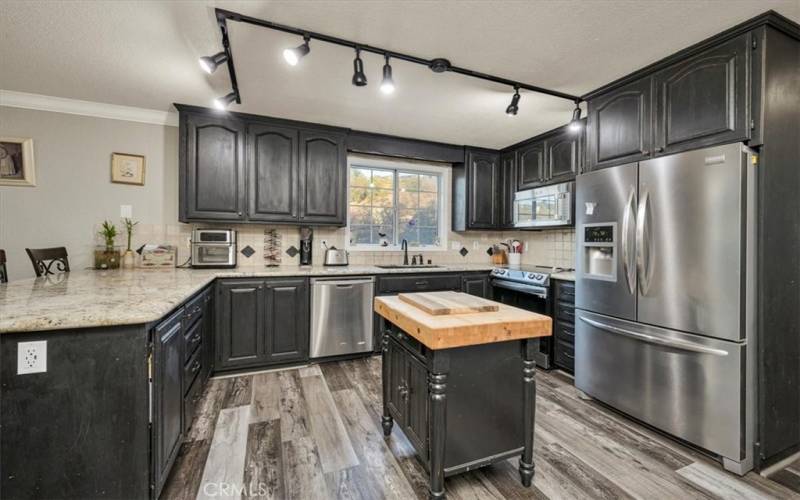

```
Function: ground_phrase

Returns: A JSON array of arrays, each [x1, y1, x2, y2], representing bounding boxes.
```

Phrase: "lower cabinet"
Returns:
[[462, 273, 489, 298], [552, 280, 576, 373], [384, 329, 429, 458], [216, 278, 309, 372]]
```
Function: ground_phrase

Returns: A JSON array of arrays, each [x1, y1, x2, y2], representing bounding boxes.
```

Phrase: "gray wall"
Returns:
[[0, 107, 179, 281]]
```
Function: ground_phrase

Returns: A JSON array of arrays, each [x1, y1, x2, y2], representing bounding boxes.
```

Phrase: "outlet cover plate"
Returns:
[[18, 340, 47, 374]]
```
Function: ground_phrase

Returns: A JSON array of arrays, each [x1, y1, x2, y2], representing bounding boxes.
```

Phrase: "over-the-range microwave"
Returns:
[[513, 181, 574, 229]]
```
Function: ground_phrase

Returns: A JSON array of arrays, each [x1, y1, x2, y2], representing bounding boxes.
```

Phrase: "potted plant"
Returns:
[[121, 218, 139, 269], [94, 220, 120, 269]]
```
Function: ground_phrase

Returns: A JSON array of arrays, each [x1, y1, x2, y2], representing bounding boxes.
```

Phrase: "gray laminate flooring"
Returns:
[[161, 356, 800, 500]]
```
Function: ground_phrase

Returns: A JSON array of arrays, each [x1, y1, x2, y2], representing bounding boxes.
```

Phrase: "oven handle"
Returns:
[[489, 279, 548, 299]]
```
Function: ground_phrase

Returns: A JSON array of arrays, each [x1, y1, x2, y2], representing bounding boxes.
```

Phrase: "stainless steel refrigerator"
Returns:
[[575, 142, 757, 475]]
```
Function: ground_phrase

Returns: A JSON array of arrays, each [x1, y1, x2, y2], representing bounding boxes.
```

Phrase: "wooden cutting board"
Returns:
[[397, 291, 499, 315]]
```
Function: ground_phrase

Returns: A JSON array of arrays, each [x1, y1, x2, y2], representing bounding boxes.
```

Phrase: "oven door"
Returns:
[[192, 244, 235, 267], [513, 182, 574, 228], [490, 279, 553, 369]]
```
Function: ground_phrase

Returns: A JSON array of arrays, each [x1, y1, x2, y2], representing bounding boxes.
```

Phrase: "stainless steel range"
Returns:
[[490, 265, 563, 369]]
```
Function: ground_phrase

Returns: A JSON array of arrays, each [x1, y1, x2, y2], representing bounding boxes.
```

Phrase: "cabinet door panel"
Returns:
[[517, 141, 545, 189], [217, 281, 265, 370], [655, 33, 750, 154], [467, 150, 499, 229], [386, 340, 407, 425], [299, 130, 346, 224], [185, 115, 246, 220], [405, 355, 429, 457], [587, 78, 653, 170], [248, 124, 298, 221], [265, 278, 309, 363], [547, 130, 581, 183], [500, 152, 516, 228], [153, 313, 184, 494], [462, 275, 489, 298]]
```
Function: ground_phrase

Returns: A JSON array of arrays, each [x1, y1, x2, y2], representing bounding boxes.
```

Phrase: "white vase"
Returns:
[[122, 250, 136, 269]]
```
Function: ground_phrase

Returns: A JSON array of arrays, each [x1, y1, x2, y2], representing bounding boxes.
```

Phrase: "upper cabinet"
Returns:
[[516, 141, 546, 190], [467, 149, 500, 229], [182, 114, 247, 221], [585, 32, 755, 171], [178, 106, 347, 226], [653, 33, 751, 155], [298, 130, 347, 224], [547, 126, 583, 183], [499, 152, 517, 228]]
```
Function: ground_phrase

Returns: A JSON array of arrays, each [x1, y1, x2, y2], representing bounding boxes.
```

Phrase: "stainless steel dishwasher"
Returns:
[[310, 276, 375, 358]]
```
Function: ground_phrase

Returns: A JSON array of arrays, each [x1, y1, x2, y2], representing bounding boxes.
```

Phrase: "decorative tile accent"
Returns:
[[486, 247, 493, 256], [240, 245, 256, 258], [459, 247, 469, 257], [285, 246, 299, 257]]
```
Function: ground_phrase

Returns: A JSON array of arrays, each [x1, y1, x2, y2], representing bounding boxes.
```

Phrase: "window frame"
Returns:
[[346, 154, 450, 252]]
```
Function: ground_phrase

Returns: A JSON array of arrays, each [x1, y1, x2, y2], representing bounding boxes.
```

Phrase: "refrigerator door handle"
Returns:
[[636, 191, 652, 296], [579, 316, 730, 356], [621, 188, 637, 295]]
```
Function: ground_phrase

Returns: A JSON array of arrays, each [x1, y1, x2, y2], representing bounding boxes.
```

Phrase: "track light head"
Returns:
[[283, 36, 310, 66], [199, 51, 228, 74], [380, 55, 395, 95], [213, 91, 238, 110], [506, 88, 520, 116], [352, 48, 368, 87], [568, 102, 583, 132]]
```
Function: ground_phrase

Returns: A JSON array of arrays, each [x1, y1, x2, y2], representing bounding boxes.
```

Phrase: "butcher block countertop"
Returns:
[[374, 292, 552, 350]]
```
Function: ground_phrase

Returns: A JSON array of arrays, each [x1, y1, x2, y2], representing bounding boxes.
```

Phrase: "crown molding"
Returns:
[[0, 90, 178, 127]]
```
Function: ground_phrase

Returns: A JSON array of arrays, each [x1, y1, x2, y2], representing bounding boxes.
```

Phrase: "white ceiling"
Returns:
[[1, 0, 798, 149]]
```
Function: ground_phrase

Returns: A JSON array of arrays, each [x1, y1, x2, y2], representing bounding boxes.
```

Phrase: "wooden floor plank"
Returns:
[[298, 364, 322, 378], [188, 378, 231, 442], [223, 376, 253, 409], [250, 372, 281, 422], [243, 420, 285, 500], [677, 461, 779, 500], [159, 440, 211, 500], [282, 436, 328, 499], [197, 405, 250, 500], [325, 465, 385, 500], [768, 469, 800, 494], [477, 460, 549, 500], [300, 374, 360, 474], [277, 369, 311, 442], [332, 388, 417, 499], [318, 361, 353, 392]]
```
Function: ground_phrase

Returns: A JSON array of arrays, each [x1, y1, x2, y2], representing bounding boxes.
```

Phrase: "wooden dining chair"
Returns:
[[25, 247, 71, 277], [0, 249, 7, 283]]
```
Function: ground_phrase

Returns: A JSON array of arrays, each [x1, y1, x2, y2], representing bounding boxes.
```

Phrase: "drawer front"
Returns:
[[556, 301, 575, 323], [555, 321, 575, 343], [555, 281, 575, 303], [183, 347, 203, 395], [554, 339, 575, 372], [387, 323, 425, 361], [184, 292, 205, 326], [183, 372, 203, 432], [184, 320, 202, 362], [377, 274, 462, 294]]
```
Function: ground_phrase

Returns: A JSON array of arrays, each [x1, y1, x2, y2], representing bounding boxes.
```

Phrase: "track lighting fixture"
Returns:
[[506, 87, 520, 116], [568, 102, 583, 132], [380, 55, 395, 95], [283, 36, 310, 66], [351, 48, 367, 87], [199, 51, 228, 74], [213, 91, 238, 110]]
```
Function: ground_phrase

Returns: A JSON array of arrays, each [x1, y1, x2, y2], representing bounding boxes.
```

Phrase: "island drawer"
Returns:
[[184, 292, 205, 327], [183, 347, 203, 395], [385, 323, 425, 360], [377, 274, 461, 294]]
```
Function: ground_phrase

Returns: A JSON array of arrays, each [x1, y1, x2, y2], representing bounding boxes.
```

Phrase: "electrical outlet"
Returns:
[[17, 341, 47, 375], [472, 241, 480, 249], [450, 241, 461, 250], [120, 205, 133, 218]]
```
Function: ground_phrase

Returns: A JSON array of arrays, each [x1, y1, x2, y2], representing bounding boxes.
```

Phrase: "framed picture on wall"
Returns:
[[111, 152, 145, 186], [0, 137, 36, 187]]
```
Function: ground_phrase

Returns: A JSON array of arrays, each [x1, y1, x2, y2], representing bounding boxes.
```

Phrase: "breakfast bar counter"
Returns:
[[374, 292, 552, 499]]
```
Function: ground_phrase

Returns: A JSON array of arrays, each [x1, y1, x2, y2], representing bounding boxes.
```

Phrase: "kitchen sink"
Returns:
[[375, 264, 443, 269]]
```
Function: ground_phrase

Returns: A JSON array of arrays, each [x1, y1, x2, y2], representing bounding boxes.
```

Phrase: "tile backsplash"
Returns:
[[126, 223, 575, 270]]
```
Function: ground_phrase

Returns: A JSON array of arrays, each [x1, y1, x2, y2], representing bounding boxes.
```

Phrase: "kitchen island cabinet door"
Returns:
[[183, 114, 246, 221], [385, 338, 408, 426], [248, 123, 299, 222], [298, 130, 347, 225], [405, 354, 430, 459], [152, 311, 184, 497], [264, 278, 309, 364], [216, 280, 266, 370]]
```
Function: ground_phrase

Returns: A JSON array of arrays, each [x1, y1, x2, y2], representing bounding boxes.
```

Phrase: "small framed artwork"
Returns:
[[0, 137, 36, 187], [111, 152, 146, 186]]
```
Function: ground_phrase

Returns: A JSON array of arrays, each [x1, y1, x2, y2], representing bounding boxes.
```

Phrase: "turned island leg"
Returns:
[[428, 371, 448, 500], [381, 331, 393, 437], [519, 340, 537, 487]]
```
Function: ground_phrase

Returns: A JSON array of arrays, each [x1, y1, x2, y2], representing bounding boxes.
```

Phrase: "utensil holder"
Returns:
[[508, 253, 521, 267]]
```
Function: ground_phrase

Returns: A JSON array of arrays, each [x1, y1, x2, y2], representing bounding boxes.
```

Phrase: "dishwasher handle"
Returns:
[[310, 277, 375, 286]]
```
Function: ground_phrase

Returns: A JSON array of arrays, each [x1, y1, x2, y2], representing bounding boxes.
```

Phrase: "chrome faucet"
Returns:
[[401, 239, 409, 265]]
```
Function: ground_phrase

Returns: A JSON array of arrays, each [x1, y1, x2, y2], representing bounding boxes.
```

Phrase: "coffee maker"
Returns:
[[299, 227, 313, 266]]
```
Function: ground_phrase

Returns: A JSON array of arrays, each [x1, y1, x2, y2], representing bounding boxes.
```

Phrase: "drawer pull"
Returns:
[[398, 382, 409, 400], [191, 360, 201, 374], [192, 333, 201, 343], [415, 281, 428, 286]]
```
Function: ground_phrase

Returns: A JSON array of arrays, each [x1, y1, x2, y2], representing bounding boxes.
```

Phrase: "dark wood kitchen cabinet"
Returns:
[[182, 113, 247, 221], [152, 309, 185, 496], [264, 278, 309, 364], [552, 280, 576, 374], [248, 123, 299, 222], [499, 151, 517, 228], [586, 77, 654, 171], [298, 129, 347, 225], [462, 273, 490, 298], [452, 148, 500, 231], [516, 141, 546, 190], [653, 33, 752, 155], [547, 126, 583, 183], [216, 278, 310, 372]]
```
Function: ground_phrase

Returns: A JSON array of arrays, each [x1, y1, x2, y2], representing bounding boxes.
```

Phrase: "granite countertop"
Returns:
[[0, 264, 494, 334], [551, 271, 576, 282]]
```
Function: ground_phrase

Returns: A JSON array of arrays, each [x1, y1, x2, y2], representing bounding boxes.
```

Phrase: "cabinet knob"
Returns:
[[655, 147, 664, 153], [641, 150, 650, 156], [238, 211, 242, 216]]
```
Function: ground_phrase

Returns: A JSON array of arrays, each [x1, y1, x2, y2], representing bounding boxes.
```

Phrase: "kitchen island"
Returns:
[[374, 292, 552, 499]]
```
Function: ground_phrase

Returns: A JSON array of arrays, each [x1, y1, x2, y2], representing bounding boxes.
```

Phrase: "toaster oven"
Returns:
[[191, 229, 237, 268]]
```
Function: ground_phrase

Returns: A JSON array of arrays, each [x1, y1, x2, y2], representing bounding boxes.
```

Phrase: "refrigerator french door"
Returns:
[[575, 142, 757, 474]]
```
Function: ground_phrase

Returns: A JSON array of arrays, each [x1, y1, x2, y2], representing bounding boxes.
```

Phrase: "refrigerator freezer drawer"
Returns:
[[575, 309, 745, 461]]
